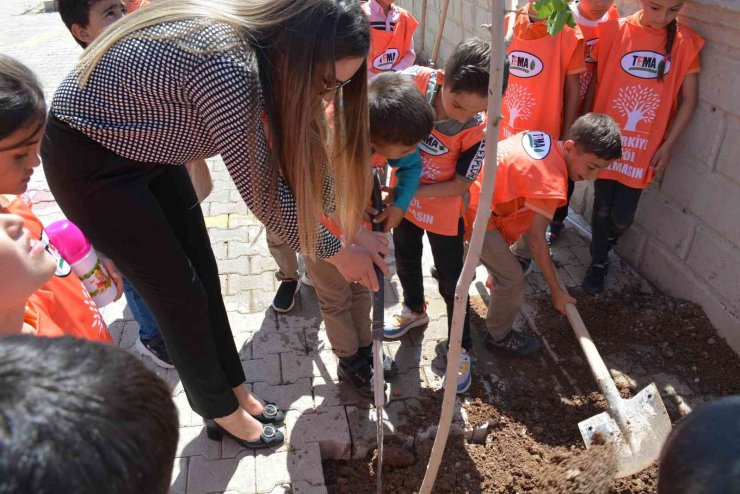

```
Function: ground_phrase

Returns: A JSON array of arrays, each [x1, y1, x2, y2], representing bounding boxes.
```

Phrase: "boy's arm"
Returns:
[[415, 138, 485, 198], [527, 213, 576, 314], [389, 151, 422, 211], [561, 73, 581, 138], [651, 73, 699, 174]]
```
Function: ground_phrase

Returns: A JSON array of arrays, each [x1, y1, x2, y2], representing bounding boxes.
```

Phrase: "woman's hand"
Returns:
[[99, 255, 124, 301], [327, 242, 389, 292]]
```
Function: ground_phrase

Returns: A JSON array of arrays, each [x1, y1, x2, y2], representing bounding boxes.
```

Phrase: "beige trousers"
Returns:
[[479, 229, 526, 340], [266, 229, 300, 281], [303, 256, 372, 358]]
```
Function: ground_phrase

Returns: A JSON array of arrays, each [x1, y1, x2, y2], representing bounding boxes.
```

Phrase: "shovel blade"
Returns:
[[578, 383, 672, 478]]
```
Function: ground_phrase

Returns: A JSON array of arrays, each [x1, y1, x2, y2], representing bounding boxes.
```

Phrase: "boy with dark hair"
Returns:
[[383, 39, 494, 394], [55, 0, 127, 48], [305, 73, 433, 397], [0, 335, 179, 494], [466, 113, 621, 357]]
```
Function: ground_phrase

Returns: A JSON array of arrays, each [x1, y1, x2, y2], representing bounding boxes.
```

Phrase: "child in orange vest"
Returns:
[[383, 39, 493, 394], [466, 114, 622, 355], [0, 55, 114, 342], [361, 0, 418, 77], [305, 74, 433, 398], [582, 0, 704, 294], [547, 0, 620, 244]]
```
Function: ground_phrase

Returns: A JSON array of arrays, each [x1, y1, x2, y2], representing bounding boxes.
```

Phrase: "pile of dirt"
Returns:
[[323, 286, 740, 493]]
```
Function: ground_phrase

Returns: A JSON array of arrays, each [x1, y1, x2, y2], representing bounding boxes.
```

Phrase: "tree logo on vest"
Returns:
[[419, 134, 449, 156], [620, 51, 671, 79], [522, 131, 552, 160], [502, 84, 534, 137], [612, 85, 661, 131], [508, 51, 544, 78], [420, 156, 443, 182], [373, 48, 400, 71]]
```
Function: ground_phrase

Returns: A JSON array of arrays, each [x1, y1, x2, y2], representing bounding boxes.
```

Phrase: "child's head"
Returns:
[[577, 0, 616, 20], [0, 213, 57, 318], [442, 38, 491, 124], [563, 113, 621, 181], [0, 334, 179, 494], [368, 72, 435, 159], [639, 0, 683, 80], [0, 55, 46, 196], [657, 395, 740, 493], [56, 0, 127, 48]]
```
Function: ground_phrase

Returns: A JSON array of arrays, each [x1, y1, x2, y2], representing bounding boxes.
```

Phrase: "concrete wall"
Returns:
[[396, 0, 740, 353]]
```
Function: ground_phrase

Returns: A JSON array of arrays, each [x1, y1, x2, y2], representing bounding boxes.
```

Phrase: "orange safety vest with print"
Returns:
[[362, 3, 418, 75], [570, 2, 620, 106], [3, 195, 112, 342], [593, 13, 704, 188], [465, 131, 568, 244], [500, 11, 583, 140], [393, 66, 486, 236]]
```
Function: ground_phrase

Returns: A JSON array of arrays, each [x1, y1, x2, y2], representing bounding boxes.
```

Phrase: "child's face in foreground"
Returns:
[[0, 214, 56, 309], [564, 141, 613, 181], [74, 0, 127, 46], [577, 0, 615, 20], [0, 123, 44, 195], [372, 141, 418, 160], [441, 87, 487, 124], [640, 0, 684, 29]]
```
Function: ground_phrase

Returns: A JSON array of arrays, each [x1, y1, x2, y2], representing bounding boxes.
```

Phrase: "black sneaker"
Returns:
[[484, 330, 541, 357], [135, 335, 175, 369], [338, 353, 374, 398], [546, 221, 565, 245], [358, 344, 399, 379], [582, 262, 608, 295], [272, 279, 300, 312], [430, 266, 440, 280]]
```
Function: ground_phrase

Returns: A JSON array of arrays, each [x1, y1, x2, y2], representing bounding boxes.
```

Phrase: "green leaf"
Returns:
[[565, 11, 576, 28], [548, 8, 569, 36], [533, 0, 554, 18]]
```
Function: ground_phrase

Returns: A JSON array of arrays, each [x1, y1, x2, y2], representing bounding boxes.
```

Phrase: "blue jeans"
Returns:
[[123, 279, 161, 341]]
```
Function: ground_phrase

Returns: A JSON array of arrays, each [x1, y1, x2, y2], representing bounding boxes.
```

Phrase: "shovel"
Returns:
[[564, 301, 671, 478]]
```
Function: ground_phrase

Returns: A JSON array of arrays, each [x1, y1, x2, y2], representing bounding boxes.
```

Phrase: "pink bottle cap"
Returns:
[[45, 220, 92, 265]]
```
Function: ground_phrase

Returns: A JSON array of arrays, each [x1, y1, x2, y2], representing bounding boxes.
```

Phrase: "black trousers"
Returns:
[[552, 179, 576, 223], [393, 218, 472, 351], [590, 178, 643, 265], [41, 116, 244, 418]]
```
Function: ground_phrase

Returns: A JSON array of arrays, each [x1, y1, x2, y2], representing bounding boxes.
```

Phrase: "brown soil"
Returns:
[[324, 285, 740, 493]]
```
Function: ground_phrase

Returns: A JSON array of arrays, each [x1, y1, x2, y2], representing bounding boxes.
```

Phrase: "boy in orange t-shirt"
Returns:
[[361, 0, 418, 77], [466, 114, 622, 357], [0, 55, 114, 342]]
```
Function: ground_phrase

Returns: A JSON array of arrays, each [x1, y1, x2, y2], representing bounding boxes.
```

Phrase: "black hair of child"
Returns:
[[0, 54, 46, 145], [658, 395, 740, 493], [569, 113, 622, 161], [55, 0, 98, 47], [368, 72, 435, 146], [445, 38, 506, 97], [0, 335, 179, 494]]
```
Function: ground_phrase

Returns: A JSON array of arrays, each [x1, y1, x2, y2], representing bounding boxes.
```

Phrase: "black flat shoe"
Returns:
[[204, 419, 284, 449], [251, 402, 285, 424]]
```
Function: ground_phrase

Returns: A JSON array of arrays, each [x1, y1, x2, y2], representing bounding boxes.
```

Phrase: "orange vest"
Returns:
[[363, 3, 418, 75], [594, 14, 704, 188], [573, 4, 620, 106], [124, 0, 150, 13], [393, 67, 486, 236], [5, 196, 112, 342], [465, 131, 568, 244], [500, 14, 582, 140]]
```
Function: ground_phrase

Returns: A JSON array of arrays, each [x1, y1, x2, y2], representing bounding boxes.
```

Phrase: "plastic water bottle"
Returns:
[[45, 220, 117, 308]]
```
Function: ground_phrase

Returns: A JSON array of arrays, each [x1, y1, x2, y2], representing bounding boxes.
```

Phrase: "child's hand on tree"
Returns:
[[373, 205, 405, 233], [650, 143, 673, 174]]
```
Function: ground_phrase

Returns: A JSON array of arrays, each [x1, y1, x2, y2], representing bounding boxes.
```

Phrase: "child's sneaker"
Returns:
[[337, 353, 374, 398], [358, 344, 399, 379], [484, 330, 541, 357], [384, 304, 429, 339], [582, 262, 608, 295], [272, 279, 301, 312], [456, 350, 472, 394], [546, 220, 566, 245], [135, 335, 175, 369]]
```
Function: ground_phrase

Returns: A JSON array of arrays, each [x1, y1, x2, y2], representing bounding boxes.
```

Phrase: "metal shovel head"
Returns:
[[578, 383, 672, 478]]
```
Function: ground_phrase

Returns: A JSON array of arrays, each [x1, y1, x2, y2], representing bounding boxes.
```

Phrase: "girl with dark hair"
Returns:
[[583, 0, 703, 294], [41, 0, 387, 448]]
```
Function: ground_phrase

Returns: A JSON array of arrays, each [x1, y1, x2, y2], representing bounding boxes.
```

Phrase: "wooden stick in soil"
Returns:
[[418, 1, 507, 492], [419, 0, 428, 59], [430, 0, 450, 67]]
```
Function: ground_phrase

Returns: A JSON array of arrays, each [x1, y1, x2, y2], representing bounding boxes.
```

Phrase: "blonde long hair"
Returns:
[[78, 0, 372, 257]]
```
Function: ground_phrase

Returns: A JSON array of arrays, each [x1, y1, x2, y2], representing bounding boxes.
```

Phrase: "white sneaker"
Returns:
[[383, 304, 429, 339], [300, 272, 314, 287]]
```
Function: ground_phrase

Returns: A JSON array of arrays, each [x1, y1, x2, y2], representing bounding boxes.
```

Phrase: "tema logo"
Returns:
[[508, 51, 543, 78], [621, 51, 670, 79], [522, 131, 551, 160], [419, 134, 449, 156], [373, 48, 400, 70]]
